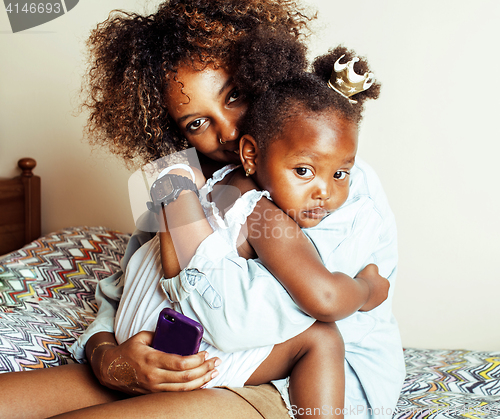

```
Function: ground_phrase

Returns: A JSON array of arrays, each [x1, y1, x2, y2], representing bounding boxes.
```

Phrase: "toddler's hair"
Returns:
[[82, 0, 314, 168], [239, 45, 380, 152]]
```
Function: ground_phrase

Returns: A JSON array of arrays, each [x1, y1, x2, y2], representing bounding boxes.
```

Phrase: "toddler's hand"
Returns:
[[356, 264, 389, 311]]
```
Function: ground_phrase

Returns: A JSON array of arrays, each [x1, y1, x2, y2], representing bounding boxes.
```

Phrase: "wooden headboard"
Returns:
[[0, 158, 41, 255]]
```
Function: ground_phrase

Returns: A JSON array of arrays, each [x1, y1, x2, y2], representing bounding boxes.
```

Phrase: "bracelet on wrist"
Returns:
[[90, 341, 117, 365]]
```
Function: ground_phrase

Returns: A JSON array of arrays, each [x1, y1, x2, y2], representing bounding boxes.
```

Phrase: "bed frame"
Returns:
[[0, 158, 41, 255]]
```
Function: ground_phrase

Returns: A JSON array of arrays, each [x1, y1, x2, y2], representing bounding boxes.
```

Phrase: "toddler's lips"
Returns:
[[303, 207, 329, 219]]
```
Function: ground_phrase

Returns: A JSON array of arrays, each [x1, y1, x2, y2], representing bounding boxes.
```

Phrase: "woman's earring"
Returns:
[[219, 138, 226, 145], [245, 168, 252, 177]]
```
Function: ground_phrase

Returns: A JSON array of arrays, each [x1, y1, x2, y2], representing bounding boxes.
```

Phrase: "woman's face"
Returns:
[[165, 64, 247, 163]]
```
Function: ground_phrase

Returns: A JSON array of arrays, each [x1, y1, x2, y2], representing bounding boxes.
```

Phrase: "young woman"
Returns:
[[0, 2, 404, 418]]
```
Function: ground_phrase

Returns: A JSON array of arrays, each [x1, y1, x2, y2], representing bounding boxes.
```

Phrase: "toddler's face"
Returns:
[[255, 112, 357, 229]]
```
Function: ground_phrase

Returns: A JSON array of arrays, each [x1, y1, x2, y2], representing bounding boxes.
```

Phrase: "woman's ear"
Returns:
[[240, 134, 259, 176]]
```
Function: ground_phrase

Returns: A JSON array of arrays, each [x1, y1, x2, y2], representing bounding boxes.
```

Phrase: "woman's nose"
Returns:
[[221, 127, 239, 143], [217, 113, 241, 143], [218, 125, 239, 143]]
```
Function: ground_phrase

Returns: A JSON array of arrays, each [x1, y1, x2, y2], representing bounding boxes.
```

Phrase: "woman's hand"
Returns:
[[88, 331, 220, 395], [356, 264, 390, 311]]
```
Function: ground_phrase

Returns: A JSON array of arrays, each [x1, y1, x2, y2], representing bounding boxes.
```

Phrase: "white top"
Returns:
[[70, 157, 405, 419]]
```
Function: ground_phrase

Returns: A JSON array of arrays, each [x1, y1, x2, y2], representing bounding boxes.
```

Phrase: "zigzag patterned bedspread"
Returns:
[[0, 226, 129, 370], [0, 226, 499, 418]]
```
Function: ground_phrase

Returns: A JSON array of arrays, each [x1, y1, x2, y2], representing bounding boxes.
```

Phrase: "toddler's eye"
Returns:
[[295, 167, 313, 177], [334, 171, 349, 180], [187, 118, 208, 132]]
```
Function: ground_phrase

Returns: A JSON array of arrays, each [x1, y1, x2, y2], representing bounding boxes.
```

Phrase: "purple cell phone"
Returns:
[[152, 308, 204, 356]]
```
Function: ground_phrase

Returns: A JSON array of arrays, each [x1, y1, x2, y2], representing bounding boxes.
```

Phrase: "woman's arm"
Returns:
[[159, 190, 213, 277], [156, 166, 213, 278]]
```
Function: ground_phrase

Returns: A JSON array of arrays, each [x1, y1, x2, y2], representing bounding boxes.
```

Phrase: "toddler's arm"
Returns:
[[247, 197, 387, 321], [159, 165, 387, 328], [230, 169, 388, 322], [149, 161, 395, 352], [356, 264, 390, 311]]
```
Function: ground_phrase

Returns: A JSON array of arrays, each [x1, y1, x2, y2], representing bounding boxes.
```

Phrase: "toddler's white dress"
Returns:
[[114, 165, 275, 388]]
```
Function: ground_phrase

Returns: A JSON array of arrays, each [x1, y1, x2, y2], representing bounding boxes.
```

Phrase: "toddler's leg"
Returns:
[[245, 322, 345, 418]]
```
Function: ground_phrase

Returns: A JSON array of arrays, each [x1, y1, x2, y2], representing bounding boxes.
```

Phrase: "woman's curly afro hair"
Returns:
[[81, 0, 314, 168]]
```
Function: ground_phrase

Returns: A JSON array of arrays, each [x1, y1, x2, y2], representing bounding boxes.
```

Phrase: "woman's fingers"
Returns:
[[143, 350, 221, 392], [154, 356, 221, 392], [102, 332, 221, 394], [154, 350, 206, 371]]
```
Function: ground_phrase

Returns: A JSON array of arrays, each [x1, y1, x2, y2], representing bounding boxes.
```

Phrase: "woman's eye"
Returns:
[[334, 171, 349, 180], [187, 118, 207, 132], [295, 167, 313, 177], [227, 88, 241, 104]]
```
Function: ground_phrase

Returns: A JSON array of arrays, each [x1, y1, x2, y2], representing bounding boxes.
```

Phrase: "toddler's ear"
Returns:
[[240, 134, 259, 175]]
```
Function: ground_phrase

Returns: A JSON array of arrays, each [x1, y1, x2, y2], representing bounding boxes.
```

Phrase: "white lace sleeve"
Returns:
[[198, 165, 270, 248]]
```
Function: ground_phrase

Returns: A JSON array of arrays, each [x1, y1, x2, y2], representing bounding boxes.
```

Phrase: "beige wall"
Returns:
[[1, 1, 499, 351]]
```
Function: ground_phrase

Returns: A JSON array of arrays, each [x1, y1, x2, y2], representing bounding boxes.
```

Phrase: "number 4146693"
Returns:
[[5, 3, 62, 14]]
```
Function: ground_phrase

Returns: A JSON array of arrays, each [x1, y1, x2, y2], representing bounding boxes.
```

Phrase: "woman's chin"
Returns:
[[220, 150, 241, 164]]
